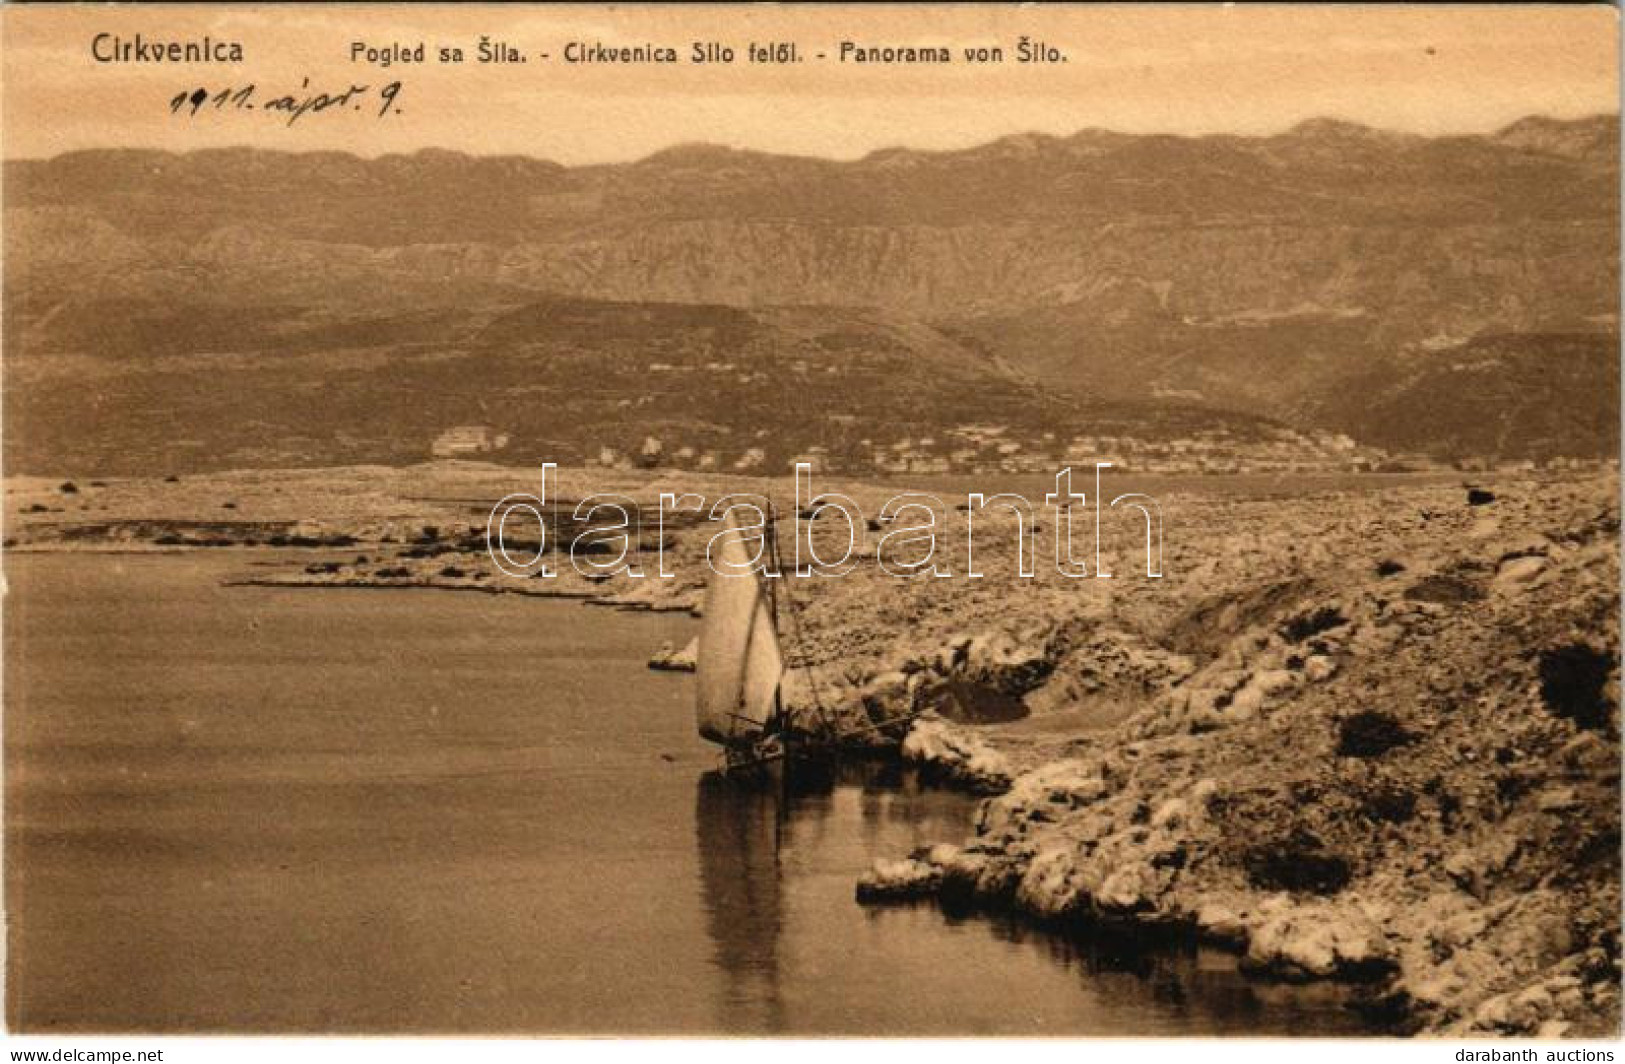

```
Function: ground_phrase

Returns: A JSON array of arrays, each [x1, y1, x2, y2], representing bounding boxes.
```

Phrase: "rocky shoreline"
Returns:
[[828, 476, 1621, 1038]]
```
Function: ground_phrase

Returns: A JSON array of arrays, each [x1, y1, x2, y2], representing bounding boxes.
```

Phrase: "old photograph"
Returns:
[[1, 2, 1620, 1042]]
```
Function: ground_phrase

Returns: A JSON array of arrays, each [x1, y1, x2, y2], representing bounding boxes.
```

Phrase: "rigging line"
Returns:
[[763, 499, 781, 621], [783, 587, 834, 737], [763, 499, 791, 731], [769, 499, 835, 738]]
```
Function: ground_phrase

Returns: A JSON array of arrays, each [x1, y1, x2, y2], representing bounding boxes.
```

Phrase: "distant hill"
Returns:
[[3, 115, 1617, 471], [8, 116, 1616, 315], [4, 295, 1278, 475], [1317, 333, 1621, 462]]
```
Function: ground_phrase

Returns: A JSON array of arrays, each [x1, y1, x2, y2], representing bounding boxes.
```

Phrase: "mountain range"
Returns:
[[3, 114, 1617, 474]]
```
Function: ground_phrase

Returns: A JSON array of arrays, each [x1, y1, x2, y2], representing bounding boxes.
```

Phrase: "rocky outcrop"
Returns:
[[855, 474, 1622, 1036], [648, 636, 698, 672], [900, 717, 1013, 794]]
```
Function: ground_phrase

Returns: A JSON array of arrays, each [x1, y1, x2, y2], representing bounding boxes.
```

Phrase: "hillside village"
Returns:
[[430, 419, 1613, 479]]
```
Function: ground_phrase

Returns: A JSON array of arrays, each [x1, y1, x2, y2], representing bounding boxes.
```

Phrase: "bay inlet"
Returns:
[[6, 552, 1371, 1034]]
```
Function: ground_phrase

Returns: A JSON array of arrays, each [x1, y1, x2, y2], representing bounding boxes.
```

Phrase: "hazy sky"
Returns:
[[3, 4, 1618, 162]]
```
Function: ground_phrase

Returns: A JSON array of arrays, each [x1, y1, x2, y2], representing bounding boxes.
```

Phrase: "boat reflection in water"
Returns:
[[694, 770, 787, 1031]]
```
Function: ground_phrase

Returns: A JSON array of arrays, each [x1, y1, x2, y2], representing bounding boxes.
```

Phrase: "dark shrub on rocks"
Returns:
[[1466, 487, 1496, 506], [1375, 559, 1406, 577], [58, 482, 78, 494], [1280, 605, 1348, 643], [1495, 772, 1534, 805], [569, 536, 618, 557], [923, 679, 1029, 723], [1337, 711, 1417, 759], [1243, 829, 1353, 894], [1538, 643, 1617, 732], [1361, 784, 1418, 824], [1403, 573, 1485, 604]]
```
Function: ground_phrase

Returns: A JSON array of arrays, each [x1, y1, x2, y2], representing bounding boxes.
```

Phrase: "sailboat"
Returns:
[[695, 507, 829, 779], [694, 505, 921, 780]]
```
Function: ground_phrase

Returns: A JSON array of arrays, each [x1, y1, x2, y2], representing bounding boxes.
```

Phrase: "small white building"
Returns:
[[432, 426, 509, 458]]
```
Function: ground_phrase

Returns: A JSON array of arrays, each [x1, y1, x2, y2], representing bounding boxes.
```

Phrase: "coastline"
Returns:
[[4, 461, 1618, 1036], [842, 473, 1621, 1037]]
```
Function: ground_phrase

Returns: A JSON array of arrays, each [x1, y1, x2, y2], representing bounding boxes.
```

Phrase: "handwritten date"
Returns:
[[170, 79, 404, 126]]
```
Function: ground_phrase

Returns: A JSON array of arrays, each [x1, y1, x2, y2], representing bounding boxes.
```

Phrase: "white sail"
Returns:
[[695, 509, 783, 745]]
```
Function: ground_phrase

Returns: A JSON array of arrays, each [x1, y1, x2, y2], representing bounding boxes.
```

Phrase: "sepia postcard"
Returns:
[[1, 1, 1620, 1045]]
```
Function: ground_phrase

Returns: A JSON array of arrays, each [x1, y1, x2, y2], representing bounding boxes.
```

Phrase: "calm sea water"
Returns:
[[5, 553, 1374, 1035]]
